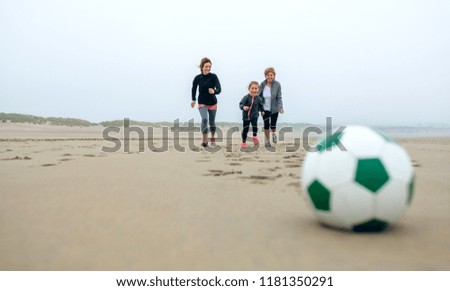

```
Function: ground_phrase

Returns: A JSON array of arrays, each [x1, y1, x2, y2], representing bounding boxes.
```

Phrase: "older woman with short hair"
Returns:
[[259, 67, 284, 147]]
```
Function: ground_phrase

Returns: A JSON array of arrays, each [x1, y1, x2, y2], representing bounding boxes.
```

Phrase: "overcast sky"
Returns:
[[1, 0, 449, 126]]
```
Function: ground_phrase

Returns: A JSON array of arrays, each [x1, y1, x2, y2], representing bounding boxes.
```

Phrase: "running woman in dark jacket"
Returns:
[[191, 57, 222, 147], [239, 81, 264, 150]]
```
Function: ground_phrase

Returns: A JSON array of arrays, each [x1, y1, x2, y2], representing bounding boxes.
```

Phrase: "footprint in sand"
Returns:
[[240, 174, 282, 181], [288, 173, 300, 179], [239, 174, 282, 184], [151, 148, 167, 152], [205, 169, 243, 176], [240, 156, 258, 162], [2, 156, 32, 160], [225, 153, 241, 158], [259, 166, 282, 173], [41, 163, 57, 167], [284, 164, 301, 168], [283, 154, 302, 159]]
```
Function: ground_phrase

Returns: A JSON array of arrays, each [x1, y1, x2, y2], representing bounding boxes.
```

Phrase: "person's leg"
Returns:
[[199, 106, 208, 146], [251, 118, 258, 136], [263, 111, 271, 145], [208, 109, 217, 145], [251, 118, 259, 144], [242, 120, 250, 143], [270, 112, 279, 143]]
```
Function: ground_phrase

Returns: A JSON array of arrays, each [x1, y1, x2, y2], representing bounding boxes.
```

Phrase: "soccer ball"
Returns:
[[301, 126, 415, 232]]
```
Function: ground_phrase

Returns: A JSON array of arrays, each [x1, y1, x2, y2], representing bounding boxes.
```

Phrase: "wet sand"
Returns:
[[0, 123, 449, 270]]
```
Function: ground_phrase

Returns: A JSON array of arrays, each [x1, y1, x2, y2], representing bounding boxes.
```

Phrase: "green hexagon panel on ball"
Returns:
[[355, 158, 390, 193], [301, 126, 415, 232], [307, 180, 331, 211]]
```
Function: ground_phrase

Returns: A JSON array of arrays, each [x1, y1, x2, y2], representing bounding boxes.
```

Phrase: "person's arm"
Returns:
[[191, 76, 199, 101], [239, 96, 248, 110], [213, 74, 222, 95], [258, 97, 265, 113], [191, 76, 199, 108], [257, 97, 265, 116], [276, 82, 284, 112]]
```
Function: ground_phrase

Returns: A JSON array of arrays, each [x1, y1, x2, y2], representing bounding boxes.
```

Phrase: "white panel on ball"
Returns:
[[301, 151, 320, 189], [380, 143, 414, 183], [315, 210, 349, 230], [375, 179, 409, 222], [316, 149, 356, 190], [332, 183, 375, 229], [339, 126, 386, 158]]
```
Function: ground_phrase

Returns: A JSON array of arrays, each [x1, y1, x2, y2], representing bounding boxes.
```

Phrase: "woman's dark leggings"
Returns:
[[263, 111, 279, 130], [242, 118, 258, 142], [199, 106, 216, 134]]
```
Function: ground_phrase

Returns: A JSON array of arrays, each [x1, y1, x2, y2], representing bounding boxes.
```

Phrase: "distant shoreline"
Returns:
[[1, 123, 450, 140], [0, 112, 450, 132]]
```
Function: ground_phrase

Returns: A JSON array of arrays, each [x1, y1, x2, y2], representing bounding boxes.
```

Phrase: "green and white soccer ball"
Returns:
[[302, 126, 415, 232]]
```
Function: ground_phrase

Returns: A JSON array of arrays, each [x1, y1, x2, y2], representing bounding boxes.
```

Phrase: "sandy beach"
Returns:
[[0, 123, 449, 271]]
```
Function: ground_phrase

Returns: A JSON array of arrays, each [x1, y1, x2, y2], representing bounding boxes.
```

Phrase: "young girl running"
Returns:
[[239, 81, 264, 150]]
